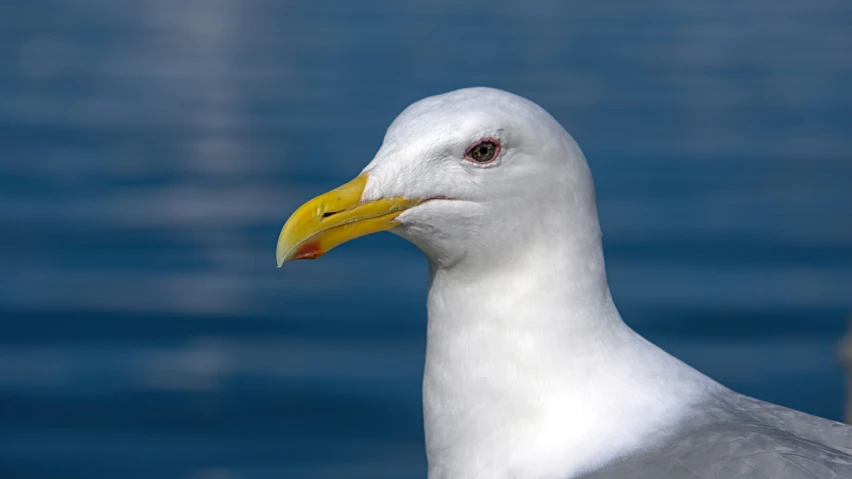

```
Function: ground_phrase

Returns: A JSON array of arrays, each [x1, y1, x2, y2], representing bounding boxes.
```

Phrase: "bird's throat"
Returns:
[[420, 257, 709, 479]]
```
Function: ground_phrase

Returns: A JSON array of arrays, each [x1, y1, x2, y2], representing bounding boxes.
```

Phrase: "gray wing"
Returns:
[[585, 392, 852, 479], [733, 394, 852, 456]]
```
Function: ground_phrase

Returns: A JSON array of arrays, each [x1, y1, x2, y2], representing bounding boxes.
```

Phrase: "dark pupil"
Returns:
[[472, 141, 495, 162]]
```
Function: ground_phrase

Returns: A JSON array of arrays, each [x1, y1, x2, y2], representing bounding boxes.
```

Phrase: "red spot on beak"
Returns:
[[293, 241, 323, 260]]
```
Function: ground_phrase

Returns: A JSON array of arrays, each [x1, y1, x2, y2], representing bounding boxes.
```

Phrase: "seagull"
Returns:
[[276, 87, 852, 479]]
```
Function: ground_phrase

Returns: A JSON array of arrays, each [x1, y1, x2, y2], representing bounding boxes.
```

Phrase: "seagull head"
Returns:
[[277, 87, 600, 270]]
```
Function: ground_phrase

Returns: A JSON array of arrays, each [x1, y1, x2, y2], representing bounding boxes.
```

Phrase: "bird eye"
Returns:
[[464, 139, 501, 164]]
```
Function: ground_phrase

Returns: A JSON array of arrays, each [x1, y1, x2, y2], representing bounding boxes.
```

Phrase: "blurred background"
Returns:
[[1, 0, 851, 478]]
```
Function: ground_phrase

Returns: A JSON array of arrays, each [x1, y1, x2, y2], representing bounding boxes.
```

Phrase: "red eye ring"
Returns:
[[464, 138, 501, 164]]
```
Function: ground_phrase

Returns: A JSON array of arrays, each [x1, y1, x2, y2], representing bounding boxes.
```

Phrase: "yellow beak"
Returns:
[[276, 173, 423, 266]]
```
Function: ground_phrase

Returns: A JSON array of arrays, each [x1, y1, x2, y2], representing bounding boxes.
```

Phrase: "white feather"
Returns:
[[361, 87, 723, 479]]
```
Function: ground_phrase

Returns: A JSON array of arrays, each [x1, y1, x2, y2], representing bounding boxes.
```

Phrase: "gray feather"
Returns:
[[584, 391, 852, 479]]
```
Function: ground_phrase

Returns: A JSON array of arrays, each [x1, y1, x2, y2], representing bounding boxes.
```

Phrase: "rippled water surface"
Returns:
[[1, 1, 851, 477]]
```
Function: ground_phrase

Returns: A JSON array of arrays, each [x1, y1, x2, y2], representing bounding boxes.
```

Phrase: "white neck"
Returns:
[[421, 238, 718, 479]]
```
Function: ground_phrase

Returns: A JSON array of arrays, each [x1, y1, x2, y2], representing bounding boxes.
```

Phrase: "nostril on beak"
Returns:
[[322, 210, 342, 219]]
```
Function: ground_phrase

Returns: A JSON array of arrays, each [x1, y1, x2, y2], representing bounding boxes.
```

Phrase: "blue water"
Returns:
[[1, 0, 851, 477]]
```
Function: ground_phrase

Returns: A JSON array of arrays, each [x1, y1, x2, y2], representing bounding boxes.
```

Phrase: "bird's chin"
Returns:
[[395, 198, 479, 227], [392, 198, 486, 267]]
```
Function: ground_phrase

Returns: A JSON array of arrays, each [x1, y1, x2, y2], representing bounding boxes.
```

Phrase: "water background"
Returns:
[[1, 1, 851, 478]]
